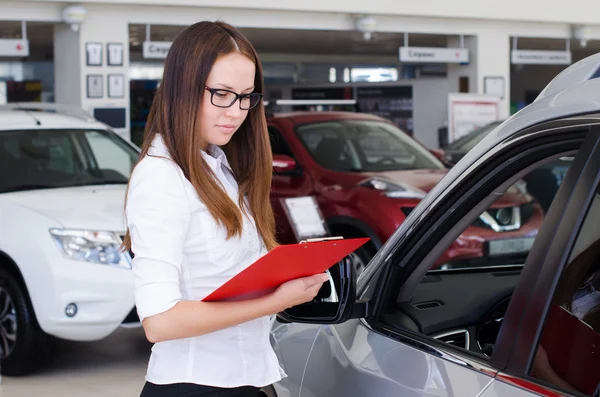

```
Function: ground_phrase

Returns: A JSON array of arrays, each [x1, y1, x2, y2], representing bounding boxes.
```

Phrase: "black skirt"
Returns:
[[140, 381, 260, 397]]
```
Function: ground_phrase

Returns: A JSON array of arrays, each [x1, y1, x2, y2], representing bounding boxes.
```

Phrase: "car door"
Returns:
[[297, 116, 598, 397], [481, 127, 600, 397]]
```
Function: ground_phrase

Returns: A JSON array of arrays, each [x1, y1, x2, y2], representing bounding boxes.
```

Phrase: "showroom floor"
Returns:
[[0, 327, 151, 397]]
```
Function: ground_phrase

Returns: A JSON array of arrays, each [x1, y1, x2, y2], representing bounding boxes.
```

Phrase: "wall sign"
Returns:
[[0, 39, 29, 57], [86, 74, 103, 98], [511, 50, 572, 65], [107, 43, 123, 66], [143, 41, 172, 59], [400, 46, 469, 64], [484, 76, 505, 99], [86, 42, 103, 66]]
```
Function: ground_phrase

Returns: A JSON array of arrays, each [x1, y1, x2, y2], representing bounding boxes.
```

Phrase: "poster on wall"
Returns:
[[108, 74, 125, 98], [448, 93, 500, 143], [107, 43, 124, 66], [85, 42, 103, 66], [356, 86, 414, 135], [86, 75, 103, 98]]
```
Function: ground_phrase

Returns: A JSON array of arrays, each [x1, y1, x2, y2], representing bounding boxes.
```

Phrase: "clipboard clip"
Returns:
[[299, 236, 344, 244]]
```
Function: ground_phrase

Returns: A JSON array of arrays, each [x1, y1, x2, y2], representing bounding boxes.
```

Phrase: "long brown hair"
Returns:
[[121, 21, 277, 252]]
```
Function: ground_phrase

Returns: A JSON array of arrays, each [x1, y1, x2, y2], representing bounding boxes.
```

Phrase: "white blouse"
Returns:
[[126, 134, 285, 387]]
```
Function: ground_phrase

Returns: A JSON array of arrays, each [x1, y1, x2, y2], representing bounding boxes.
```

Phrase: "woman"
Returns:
[[121, 21, 328, 397]]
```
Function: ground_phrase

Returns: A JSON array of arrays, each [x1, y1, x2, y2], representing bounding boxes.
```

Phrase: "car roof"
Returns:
[[270, 111, 386, 125], [0, 105, 109, 131]]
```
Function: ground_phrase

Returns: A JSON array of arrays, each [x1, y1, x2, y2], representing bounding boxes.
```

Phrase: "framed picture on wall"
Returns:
[[85, 42, 103, 66], [87, 74, 103, 98], [107, 43, 124, 66], [107, 74, 125, 98], [484, 76, 505, 99]]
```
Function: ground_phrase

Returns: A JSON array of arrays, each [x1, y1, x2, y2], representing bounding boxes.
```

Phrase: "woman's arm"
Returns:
[[142, 273, 328, 343], [127, 158, 328, 343]]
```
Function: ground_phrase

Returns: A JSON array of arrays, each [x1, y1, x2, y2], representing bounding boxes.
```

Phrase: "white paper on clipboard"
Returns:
[[283, 196, 327, 239]]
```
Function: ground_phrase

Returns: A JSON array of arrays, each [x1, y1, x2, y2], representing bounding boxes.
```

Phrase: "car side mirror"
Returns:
[[273, 154, 302, 176], [276, 255, 368, 324]]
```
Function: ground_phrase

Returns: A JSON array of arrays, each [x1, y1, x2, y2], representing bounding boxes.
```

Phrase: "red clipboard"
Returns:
[[202, 237, 370, 302]]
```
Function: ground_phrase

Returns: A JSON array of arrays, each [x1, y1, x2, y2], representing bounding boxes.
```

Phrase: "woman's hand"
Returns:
[[268, 273, 329, 313], [142, 273, 329, 343]]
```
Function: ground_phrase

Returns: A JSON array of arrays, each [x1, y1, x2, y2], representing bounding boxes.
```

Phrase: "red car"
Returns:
[[268, 112, 543, 270]]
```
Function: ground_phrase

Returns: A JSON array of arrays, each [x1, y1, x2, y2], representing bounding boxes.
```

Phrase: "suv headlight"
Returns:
[[358, 178, 426, 199], [49, 229, 131, 269]]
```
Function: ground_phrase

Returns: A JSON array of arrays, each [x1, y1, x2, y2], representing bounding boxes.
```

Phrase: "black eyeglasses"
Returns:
[[205, 87, 263, 110]]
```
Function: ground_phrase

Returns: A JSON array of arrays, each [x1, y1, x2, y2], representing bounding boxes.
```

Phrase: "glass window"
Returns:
[[85, 130, 134, 180], [351, 67, 398, 83], [530, 185, 600, 396], [296, 120, 443, 172], [0, 129, 139, 193], [379, 146, 579, 361]]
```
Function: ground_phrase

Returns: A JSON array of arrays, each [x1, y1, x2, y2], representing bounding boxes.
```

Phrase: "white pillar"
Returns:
[[54, 7, 130, 140], [447, 32, 511, 119]]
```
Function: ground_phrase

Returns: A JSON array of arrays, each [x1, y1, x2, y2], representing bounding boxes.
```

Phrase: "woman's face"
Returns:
[[199, 52, 256, 149]]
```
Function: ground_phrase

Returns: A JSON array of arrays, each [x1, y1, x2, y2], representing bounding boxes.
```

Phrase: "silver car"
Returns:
[[264, 53, 600, 397]]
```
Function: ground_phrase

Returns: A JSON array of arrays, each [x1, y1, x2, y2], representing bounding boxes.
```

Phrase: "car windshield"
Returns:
[[446, 121, 502, 152], [0, 129, 139, 193], [296, 120, 444, 172]]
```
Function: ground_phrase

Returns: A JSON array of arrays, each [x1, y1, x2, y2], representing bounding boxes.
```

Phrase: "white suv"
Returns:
[[0, 103, 139, 375]]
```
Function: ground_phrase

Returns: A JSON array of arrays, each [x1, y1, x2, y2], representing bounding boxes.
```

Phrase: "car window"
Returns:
[[268, 126, 294, 158], [378, 134, 582, 362], [0, 129, 139, 193], [85, 130, 135, 179], [296, 120, 444, 172], [529, 185, 600, 396]]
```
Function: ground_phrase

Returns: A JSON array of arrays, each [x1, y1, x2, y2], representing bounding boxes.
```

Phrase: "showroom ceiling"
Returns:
[[0, 21, 598, 60]]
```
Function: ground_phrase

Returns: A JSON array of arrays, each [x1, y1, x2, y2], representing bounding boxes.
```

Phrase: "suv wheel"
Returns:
[[0, 268, 53, 376]]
